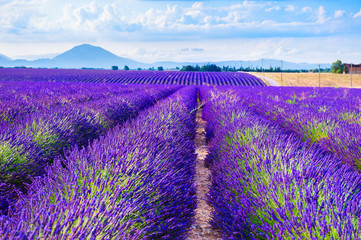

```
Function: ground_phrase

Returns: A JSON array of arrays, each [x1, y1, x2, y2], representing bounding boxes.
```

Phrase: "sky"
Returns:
[[0, 0, 361, 63]]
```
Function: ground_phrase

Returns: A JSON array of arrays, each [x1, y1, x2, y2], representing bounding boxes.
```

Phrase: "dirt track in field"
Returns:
[[186, 103, 221, 240]]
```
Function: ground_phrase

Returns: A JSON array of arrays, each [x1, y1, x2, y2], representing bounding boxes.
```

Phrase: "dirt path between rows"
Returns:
[[187, 103, 221, 240]]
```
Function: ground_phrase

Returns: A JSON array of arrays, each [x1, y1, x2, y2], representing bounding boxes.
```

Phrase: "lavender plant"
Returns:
[[230, 86, 361, 170], [0, 68, 265, 86], [0, 86, 197, 239], [202, 87, 361, 239], [0, 81, 154, 125], [0, 82, 180, 215]]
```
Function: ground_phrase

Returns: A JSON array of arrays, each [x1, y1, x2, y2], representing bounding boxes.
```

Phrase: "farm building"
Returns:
[[344, 63, 361, 74]]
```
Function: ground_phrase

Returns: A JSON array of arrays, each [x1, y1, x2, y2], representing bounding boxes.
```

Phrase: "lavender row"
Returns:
[[0, 83, 180, 214], [76, 86, 181, 129], [1, 83, 179, 172], [0, 86, 197, 239], [200, 86, 361, 239], [0, 68, 265, 86], [228, 87, 361, 171], [0, 81, 152, 125]]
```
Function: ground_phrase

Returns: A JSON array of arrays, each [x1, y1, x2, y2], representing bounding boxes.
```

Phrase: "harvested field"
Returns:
[[250, 72, 361, 88]]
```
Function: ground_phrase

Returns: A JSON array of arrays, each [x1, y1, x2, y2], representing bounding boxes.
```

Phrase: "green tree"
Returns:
[[181, 65, 196, 71], [124, 65, 130, 71], [343, 65, 349, 74], [200, 64, 221, 72], [181, 64, 222, 72], [111, 66, 118, 70], [331, 60, 344, 74], [157, 66, 164, 71]]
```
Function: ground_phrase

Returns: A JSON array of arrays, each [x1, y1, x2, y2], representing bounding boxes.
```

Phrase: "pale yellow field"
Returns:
[[250, 72, 361, 88]]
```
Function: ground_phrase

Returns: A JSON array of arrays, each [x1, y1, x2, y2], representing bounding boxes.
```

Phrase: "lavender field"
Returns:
[[0, 68, 265, 86], [1, 74, 361, 239], [201, 86, 361, 239]]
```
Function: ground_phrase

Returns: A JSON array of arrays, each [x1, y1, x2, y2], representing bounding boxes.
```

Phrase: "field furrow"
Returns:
[[200, 86, 361, 239]]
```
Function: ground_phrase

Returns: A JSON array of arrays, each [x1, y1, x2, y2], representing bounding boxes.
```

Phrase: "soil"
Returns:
[[186, 103, 221, 240]]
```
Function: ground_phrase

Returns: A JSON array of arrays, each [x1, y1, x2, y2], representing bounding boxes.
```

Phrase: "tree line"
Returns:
[[180, 64, 329, 73], [112, 60, 347, 73]]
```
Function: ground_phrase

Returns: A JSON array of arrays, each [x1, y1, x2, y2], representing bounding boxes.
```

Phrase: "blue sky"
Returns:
[[1, 0, 361, 63]]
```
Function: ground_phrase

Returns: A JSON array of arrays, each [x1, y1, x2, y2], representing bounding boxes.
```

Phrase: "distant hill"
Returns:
[[51, 44, 141, 68], [0, 54, 12, 61], [0, 54, 12, 65], [215, 59, 331, 71], [0, 44, 331, 70]]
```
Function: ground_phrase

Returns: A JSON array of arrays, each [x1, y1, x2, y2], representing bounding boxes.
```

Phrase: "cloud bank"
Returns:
[[0, 0, 360, 63], [1, 0, 360, 41]]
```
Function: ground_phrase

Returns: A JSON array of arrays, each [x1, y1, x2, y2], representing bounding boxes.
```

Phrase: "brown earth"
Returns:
[[186, 103, 221, 240]]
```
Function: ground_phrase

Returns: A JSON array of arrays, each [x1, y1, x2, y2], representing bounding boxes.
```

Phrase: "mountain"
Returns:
[[0, 44, 331, 70], [0, 54, 12, 61], [0, 54, 12, 65], [0, 44, 143, 69], [51, 44, 141, 68], [214, 59, 331, 70]]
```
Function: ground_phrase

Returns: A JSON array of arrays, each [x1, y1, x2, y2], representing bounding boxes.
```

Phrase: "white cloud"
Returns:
[[0, 0, 46, 29], [300, 6, 332, 25], [316, 6, 328, 24], [221, 11, 244, 24], [185, 4, 203, 19], [0, 0, 358, 45], [334, 10, 345, 18], [354, 9, 361, 18], [285, 5, 295, 12], [302, 7, 313, 14], [180, 47, 204, 52], [0, 1, 326, 37], [265, 6, 280, 12], [274, 46, 300, 57], [131, 47, 156, 57]]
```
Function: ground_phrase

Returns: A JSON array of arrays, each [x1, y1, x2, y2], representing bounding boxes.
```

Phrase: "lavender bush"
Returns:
[[201, 86, 361, 239], [0, 68, 265, 86], [0, 81, 180, 215], [0, 86, 197, 239], [229, 87, 361, 170]]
